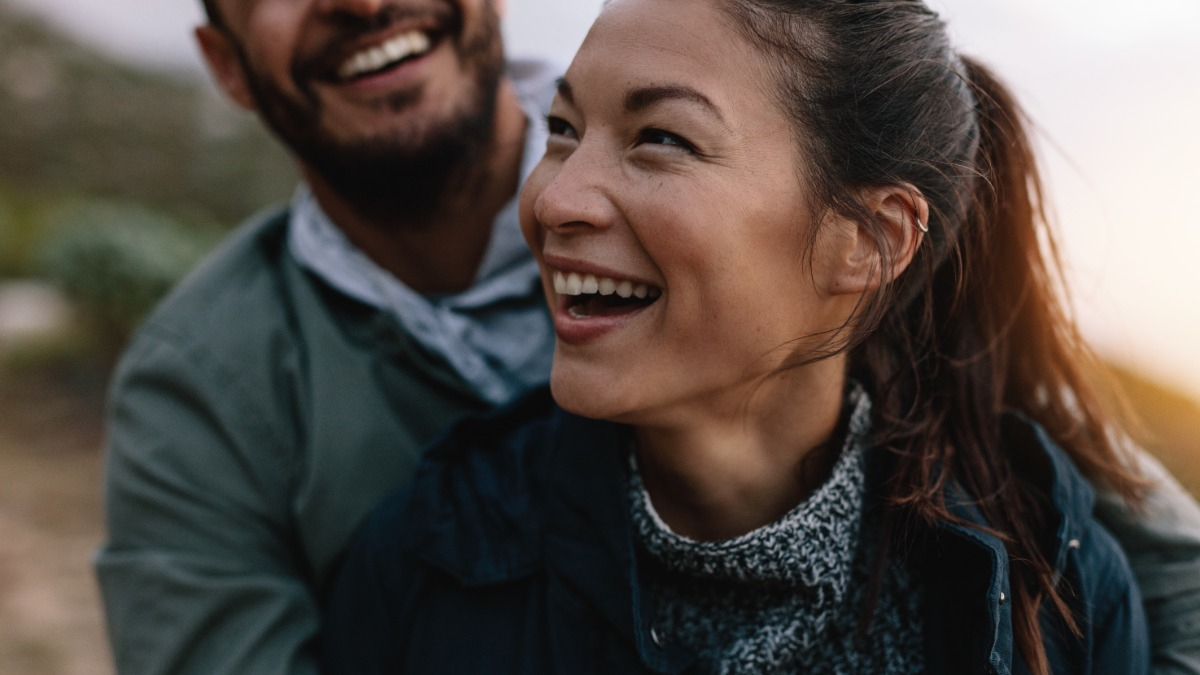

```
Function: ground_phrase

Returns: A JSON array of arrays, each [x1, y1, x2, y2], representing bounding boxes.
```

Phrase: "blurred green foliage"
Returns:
[[0, 187, 55, 277], [35, 201, 216, 354], [0, 3, 294, 371], [0, 199, 12, 270]]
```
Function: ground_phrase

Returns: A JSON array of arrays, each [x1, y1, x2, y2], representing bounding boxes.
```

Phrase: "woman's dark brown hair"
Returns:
[[720, 0, 1144, 671]]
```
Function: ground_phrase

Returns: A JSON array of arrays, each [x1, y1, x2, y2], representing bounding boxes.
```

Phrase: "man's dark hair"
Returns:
[[201, 0, 223, 26]]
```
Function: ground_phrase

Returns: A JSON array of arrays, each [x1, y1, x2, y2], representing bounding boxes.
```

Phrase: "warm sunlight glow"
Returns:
[[1006, 0, 1200, 44]]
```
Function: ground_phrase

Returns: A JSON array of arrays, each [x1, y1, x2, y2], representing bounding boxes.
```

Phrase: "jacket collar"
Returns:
[[413, 391, 1095, 675], [1000, 411, 1095, 574], [410, 390, 694, 673], [941, 412, 1095, 575], [540, 409, 696, 674], [929, 411, 1097, 675]]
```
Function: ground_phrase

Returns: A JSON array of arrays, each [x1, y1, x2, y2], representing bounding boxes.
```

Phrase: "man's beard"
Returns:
[[233, 2, 506, 225]]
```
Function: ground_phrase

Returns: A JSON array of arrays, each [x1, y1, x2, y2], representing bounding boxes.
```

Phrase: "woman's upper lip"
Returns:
[[540, 252, 661, 288]]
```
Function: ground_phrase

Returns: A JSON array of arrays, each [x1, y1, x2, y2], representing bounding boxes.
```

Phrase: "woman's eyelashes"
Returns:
[[637, 128, 697, 154], [546, 115, 578, 140], [544, 114, 699, 156]]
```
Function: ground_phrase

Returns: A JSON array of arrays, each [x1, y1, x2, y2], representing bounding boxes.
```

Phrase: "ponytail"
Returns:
[[960, 56, 1139, 489], [871, 56, 1146, 675], [719, 3, 1144, 673]]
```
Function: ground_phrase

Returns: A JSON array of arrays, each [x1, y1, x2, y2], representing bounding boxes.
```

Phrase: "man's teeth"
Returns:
[[338, 31, 432, 80], [553, 271, 661, 300]]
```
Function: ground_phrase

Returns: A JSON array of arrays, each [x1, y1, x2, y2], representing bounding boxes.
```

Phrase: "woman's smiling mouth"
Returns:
[[552, 270, 663, 319]]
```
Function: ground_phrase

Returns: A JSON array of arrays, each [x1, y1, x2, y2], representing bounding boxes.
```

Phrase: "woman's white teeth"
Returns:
[[553, 271, 661, 300], [338, 31, 432, 79], [564, 273, 582, 295]]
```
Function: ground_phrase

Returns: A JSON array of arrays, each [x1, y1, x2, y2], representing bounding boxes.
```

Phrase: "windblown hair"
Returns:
[[720, 1, 1144, 672]]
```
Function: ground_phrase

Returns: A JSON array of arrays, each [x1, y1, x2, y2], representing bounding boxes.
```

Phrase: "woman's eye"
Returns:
[[546, 115, 578, 140], [638, 128, 696, 153]]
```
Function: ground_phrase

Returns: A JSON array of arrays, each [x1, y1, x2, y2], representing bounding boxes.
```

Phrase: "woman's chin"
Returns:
[[548, 371, 639, 423], [550, 378, 611, 421]]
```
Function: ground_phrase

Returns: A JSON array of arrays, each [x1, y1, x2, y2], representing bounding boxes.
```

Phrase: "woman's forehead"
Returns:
[[564, 0, 773, 109]]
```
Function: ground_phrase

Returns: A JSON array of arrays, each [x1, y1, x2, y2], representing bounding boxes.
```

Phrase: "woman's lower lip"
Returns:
[[552, 299, 653, 345]]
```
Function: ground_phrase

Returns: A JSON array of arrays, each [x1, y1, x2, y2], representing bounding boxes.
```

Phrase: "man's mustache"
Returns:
[[292, 2, 461, 83]]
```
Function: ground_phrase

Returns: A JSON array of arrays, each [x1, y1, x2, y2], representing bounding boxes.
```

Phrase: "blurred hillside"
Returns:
[[0, 0, 295, 270], [0, 0, 297, 369], [0, 8, 297, 671], [1111, 364, 1200, 496]]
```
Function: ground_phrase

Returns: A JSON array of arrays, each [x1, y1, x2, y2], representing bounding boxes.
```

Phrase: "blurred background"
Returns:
[[0, 0, 1195, 672]]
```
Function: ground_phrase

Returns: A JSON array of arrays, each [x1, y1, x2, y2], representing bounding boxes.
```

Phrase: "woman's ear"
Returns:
[[195, 24, 256, 111], [823, 185, 928, 296]]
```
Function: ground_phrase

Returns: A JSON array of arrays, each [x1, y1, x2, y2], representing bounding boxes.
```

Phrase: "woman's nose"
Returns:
[[531, 151, 617, 235]]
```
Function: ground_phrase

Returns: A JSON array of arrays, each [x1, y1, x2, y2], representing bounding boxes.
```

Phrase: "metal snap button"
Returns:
[[998, 591, 1007, 605], [650, 625, 665, 649], [1068, 538, 1081, 550]]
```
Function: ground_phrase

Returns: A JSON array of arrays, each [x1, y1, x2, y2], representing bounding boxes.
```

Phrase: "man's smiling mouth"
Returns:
[[336, 30, 435, 81], [553, 270, 662, 319]]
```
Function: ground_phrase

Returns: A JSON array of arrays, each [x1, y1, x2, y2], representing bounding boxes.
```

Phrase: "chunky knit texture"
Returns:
[[630, 390, 926, 674]]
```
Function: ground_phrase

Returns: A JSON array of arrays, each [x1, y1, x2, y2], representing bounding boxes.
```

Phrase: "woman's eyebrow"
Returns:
[[557, 77, 728, 127], [625, 85, 727, 125], [555, 77, 575, 106]]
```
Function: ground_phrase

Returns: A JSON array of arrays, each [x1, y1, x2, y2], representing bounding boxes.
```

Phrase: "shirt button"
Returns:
[[650, 625, 665, 649], [998, 591, 1007, 605], [1068, 538, 1081, 550]]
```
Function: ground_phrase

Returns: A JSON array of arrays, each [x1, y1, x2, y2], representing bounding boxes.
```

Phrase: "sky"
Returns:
[[5, 0, 1199, 400]]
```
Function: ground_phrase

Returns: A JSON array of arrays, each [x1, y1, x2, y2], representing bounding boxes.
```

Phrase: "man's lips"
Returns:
[[298, 6, 457, 84], [334, 29, 436, 82]]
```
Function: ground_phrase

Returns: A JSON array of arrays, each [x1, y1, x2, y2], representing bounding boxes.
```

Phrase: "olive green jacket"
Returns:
[[95, 208, 492, 675]]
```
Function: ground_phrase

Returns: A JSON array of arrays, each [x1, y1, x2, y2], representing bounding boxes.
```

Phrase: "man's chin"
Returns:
[[309, 114, 454, 160], [253, 49, 504, 222], [296, 126, 486, 223], [309, 87, 429, 138]]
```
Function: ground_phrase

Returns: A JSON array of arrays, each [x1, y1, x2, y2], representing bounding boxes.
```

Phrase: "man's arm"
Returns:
[[1096, 447, 1200, 675], [95, 325, 318, 675]]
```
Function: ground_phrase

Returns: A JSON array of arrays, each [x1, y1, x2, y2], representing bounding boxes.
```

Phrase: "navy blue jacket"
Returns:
[[320, 388, 1149, 674]]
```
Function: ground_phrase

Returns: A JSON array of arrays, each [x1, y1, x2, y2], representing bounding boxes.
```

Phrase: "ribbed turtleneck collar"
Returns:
[[630, 386, 871, 594]]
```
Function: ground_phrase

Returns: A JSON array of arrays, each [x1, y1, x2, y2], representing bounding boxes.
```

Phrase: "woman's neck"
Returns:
[[633, 360, 848, 541]]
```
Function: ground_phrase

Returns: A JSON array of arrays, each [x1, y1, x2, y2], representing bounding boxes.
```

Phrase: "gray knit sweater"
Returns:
[[629, 390, 926, 674]]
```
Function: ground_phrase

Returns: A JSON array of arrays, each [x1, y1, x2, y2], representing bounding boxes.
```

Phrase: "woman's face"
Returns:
[[520, 0, 854, 425]]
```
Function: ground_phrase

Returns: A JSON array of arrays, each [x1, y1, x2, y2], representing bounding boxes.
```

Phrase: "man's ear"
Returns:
[[195, 24, 256, 111], [823, 185, 927, 296]]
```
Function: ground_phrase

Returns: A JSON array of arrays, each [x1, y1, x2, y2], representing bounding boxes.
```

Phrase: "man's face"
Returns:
[[199, 0, 506, 210]]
